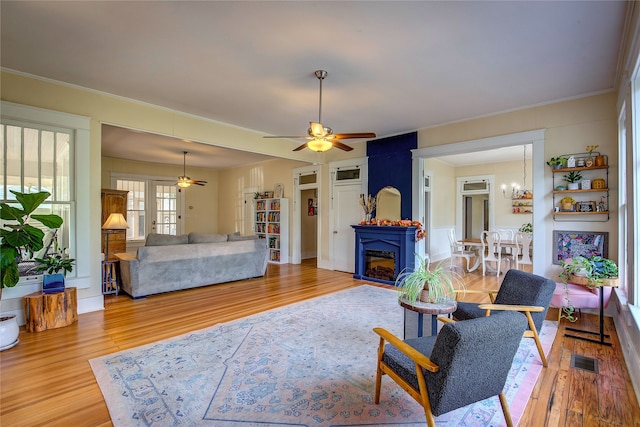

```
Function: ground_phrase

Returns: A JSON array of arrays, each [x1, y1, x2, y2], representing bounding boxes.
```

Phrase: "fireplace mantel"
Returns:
[[351, 225, 417, 285]]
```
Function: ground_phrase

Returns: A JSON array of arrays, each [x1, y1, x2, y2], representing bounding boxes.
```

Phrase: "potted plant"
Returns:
[[519, 222, 533, 233], [35, 248, 75, 294], [560, 196, 576, 211], [0, 190, 63, 351], [546, 157, 567, 169], [563, 170, 583, 190], [395, 254, 464, 304], [0, 191, 64, 290], [558, 255, 618, 321]]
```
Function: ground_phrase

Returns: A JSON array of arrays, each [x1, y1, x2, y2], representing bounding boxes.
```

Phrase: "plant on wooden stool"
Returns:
[[395, 254, 464, 304], [35, 250, 75, 275]]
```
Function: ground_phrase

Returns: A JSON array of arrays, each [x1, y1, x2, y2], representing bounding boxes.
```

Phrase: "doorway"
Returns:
[[300, 188, 318, 261], [413, 130, 545, 275], [463, 195, 489, 239]]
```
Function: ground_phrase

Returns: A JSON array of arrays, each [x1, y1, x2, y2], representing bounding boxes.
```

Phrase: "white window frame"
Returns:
[[1, 101, 92, 297]]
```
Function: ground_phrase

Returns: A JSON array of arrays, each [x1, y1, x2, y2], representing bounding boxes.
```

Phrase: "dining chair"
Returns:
[[447, 228, 474, 272], [493, 228, 515, 256], [481, 230, 512, 276], [514, 231, 533, 270]]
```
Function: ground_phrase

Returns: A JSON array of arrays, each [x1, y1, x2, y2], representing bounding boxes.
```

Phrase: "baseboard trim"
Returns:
[[79, 295, 105, 314]]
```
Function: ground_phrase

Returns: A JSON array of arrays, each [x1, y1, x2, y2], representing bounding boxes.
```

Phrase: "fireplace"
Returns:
[[351, 225, 416, 285], [365, 249, 396, 282]]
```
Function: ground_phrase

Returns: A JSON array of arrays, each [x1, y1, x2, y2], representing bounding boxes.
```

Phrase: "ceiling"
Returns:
[[1, 1, 628, 168]]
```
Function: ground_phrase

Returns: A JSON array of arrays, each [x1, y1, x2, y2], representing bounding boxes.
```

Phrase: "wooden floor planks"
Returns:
[[1, 259, 638, 426]]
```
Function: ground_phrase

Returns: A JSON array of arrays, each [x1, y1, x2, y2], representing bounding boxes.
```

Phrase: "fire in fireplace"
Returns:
[[365, 249, 396, 282]]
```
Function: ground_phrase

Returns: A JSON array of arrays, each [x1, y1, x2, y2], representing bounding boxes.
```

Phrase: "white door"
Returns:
[[332, 184, 362, 272], [150, 181, 182, 235], [243, 191, 256, 235]]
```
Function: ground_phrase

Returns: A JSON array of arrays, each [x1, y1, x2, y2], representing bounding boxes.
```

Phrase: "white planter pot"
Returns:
[[567, 183, 579, 190], [0, 315, 19, 351]]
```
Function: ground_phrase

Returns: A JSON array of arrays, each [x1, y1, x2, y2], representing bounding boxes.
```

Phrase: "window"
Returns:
[[1, 121, 74, 276], [116, 179, 146, 241], [112, 175, 183, 239]]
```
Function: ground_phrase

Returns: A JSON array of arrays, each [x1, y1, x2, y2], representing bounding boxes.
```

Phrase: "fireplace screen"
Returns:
[[365, 249, 396, 282]]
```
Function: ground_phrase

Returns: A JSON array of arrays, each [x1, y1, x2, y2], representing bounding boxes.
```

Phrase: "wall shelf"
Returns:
[[552, 157, 609, 222]]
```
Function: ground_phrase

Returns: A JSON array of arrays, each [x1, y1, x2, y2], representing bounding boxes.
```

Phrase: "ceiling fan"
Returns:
[[176, 151, 207, 188], [264, 70, 376, 152]]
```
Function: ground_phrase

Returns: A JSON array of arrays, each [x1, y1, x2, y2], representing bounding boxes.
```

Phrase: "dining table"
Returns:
[[457, 238, 520, 272]]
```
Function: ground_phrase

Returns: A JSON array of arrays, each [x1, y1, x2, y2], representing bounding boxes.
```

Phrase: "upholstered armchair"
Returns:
[[374, 311, 527, 427], [449, 269, 555, 367]]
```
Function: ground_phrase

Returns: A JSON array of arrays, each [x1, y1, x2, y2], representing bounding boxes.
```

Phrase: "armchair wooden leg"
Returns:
[[524, 312, 548, 367], [498, 391, 514, 427], [374, 337, 384, 404], [415, 364, 436, 427]]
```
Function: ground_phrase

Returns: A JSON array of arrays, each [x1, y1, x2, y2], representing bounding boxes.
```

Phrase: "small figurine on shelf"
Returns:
[[585, 145, 599, 167]]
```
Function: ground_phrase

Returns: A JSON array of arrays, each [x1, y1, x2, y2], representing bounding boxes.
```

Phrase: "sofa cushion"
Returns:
[[188, 232, 228, 244], [145, 233, 188, 246], [228, 233, 259, 241]]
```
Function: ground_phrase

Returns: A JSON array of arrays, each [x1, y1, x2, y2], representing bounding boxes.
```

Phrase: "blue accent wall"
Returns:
[[367, 132, 417, 219]]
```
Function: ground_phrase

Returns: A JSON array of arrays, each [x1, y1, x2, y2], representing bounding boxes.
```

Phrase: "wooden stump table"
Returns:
[[23, 287, 78, 332]]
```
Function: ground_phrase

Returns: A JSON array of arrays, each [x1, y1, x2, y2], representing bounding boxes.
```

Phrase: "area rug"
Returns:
[[90, 285, 557, 426]]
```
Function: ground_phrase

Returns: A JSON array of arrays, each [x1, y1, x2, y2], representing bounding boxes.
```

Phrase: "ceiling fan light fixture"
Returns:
[[177, 176, 191, 188], [307, 138, 333, 152]]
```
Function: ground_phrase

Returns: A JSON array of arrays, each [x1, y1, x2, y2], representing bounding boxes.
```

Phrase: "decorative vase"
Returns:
[[43, 273, 65, 294], [0, 315, 19, 351], [595, 155, 606, 166]]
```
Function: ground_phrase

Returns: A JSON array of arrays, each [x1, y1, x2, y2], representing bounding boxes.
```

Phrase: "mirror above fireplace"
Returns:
[[376, 186, 401, 220]]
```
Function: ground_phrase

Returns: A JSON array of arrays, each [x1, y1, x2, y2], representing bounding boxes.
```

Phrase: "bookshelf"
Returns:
[[255, 198, 288, 263]]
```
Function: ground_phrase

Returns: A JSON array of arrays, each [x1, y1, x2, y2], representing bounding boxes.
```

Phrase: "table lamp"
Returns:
[[102, 213, 129, 260]]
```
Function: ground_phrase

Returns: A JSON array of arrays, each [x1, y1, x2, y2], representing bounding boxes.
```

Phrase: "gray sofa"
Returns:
[[116, 232, 268, 298]]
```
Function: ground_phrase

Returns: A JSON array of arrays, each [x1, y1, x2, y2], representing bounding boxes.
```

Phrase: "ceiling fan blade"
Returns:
[[293, 142, 309, 151], [193, 181, 207, 186], [263, 135, 308, 139], [330, 132, 377, 140], [331, 140, 354, 152]]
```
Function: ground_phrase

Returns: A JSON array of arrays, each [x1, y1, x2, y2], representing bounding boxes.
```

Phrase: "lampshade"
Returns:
[[307, 138, 333, 152], [102, 213, 129, 230]]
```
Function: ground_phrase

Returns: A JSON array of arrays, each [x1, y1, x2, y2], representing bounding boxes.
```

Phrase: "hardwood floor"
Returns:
[[1, 259, 638, 426]]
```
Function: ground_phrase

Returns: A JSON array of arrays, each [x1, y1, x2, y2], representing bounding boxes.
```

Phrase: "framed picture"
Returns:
[[274, 183, 284, 198], [553, 230, 608, 265], [576, 201, 596, 213]]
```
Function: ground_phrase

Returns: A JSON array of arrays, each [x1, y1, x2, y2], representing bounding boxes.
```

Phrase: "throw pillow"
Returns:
[[145, 233, 188, 246], [188, 232, 228, 244]]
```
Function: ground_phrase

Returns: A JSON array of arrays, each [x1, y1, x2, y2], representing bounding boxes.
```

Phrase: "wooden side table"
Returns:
[[102, 260, 119, 295], [23, 287, 78, 332], [399, 298, 457, 338]]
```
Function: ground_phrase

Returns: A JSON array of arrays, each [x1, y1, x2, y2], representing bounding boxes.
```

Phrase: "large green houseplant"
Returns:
[[395, 254, 464, 304], [558, 255, 618, 321], [0, 191, 64, 290]]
